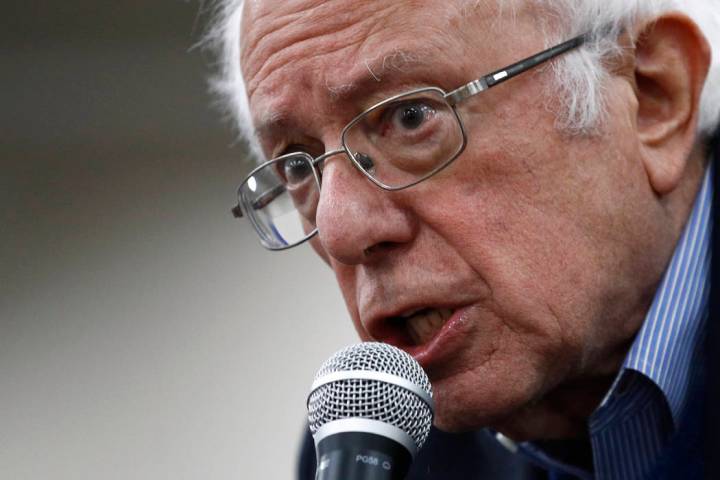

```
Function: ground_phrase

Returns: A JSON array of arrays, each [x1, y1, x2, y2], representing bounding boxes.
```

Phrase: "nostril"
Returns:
[[363, 241, 400, 257]]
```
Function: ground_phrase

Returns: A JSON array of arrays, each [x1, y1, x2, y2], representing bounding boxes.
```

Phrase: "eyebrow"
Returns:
[[325, 48, 433, 102], [255, 109, 292, 143]]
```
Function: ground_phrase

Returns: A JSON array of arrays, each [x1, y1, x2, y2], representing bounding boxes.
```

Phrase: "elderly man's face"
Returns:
[[241, 0, 674, 439]]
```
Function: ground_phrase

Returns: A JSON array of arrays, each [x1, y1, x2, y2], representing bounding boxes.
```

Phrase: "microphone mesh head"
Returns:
[[307, 342, 433, 450]]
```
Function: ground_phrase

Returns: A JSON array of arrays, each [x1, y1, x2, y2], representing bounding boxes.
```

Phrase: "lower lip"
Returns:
[[403, 306, 473, 370]]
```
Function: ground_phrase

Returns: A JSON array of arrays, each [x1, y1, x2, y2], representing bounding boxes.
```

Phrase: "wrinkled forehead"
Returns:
[[238, 0, 536, 143], [240, 0, 469, 90]]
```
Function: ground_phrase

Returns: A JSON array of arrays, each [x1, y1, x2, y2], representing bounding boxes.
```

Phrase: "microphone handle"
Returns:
[[315, 432, 412, 480]]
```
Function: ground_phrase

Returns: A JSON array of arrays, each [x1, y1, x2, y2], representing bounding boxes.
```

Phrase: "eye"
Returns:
[[392, 102, 435, 131], [281, 156, 314, 185]]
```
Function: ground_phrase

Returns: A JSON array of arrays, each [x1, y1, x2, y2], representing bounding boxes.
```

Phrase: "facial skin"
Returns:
[[241, 0, 710, 439]]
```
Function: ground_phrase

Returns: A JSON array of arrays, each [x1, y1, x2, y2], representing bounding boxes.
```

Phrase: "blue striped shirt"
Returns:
[[507, 163, 713, 479]]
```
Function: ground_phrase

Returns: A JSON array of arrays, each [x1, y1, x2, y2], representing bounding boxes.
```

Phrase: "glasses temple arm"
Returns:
[[489, 32, 590, 87], [231, 183, 287, 218], [445, 30, 592, 105]]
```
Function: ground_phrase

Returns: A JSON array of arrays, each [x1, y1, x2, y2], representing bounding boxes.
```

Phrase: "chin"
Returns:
[[428, 372, 595, 441], [428, 379, 529, 434]]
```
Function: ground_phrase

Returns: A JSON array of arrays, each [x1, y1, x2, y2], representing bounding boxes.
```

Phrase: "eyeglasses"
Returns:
[[232, 30, 595, 250]]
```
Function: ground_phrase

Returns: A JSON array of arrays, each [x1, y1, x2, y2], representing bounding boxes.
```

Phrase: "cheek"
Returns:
[[438, 187, 593, 356], [328, 261, 371, 340], [308, 238, 368, 338], [417, 135, 620, 361], [308, 237, 372, 342]]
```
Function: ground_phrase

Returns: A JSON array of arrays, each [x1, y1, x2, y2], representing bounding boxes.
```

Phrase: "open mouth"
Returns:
[[391, 307, 455, 346]]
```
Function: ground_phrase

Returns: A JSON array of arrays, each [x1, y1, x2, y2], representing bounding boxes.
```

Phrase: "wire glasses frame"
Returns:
[[233, 29, 595, 250]]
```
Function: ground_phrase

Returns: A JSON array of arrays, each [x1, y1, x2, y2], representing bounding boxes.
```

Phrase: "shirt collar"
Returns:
[[615, 162, 713, 424]]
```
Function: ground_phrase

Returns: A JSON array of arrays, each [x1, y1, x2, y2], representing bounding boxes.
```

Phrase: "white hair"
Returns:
[[204, 0, 720, 160]]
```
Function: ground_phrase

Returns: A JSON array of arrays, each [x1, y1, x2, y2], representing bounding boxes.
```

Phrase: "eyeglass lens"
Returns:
[[239, 154, 320, 249], [343, 89, 464, 188]]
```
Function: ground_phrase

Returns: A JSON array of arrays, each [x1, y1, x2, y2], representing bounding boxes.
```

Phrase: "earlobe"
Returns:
[[633, 14, 711, 195]]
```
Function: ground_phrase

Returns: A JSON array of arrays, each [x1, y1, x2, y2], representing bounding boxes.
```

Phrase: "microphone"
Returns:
[[307, 342, 434, 480]]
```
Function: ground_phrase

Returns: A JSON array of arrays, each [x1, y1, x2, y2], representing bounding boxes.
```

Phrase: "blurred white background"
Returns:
[[1, 2, 354, 478]]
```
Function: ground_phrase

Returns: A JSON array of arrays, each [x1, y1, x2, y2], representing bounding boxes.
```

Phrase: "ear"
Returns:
[[633, 13, 711, 195]]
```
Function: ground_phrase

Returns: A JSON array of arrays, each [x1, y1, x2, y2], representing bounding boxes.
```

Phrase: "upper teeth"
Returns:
[[399, 307, 427, 319], [406, 308, 453, 345]]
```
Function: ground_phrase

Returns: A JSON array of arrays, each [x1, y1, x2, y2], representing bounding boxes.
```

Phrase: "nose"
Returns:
[[315, 152, 417, 265]]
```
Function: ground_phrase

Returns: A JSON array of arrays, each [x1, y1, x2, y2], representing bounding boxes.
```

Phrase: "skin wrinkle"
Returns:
[[439, 342, 498, 383], [453, 322, 554, 428], [247, 39, 360, 102], [428, 301, 510, 375], [513, 195, 634, 358], [544, 301, 575, 371], [438, 245, 560, 396], [245, 0, 367, 53], [243, 2, 406, 102], [418, 202, 564, 363], [249, 4, 482, 147], [357, 19, 406, 82], [240, 5, 303, 74], [329, 48, 428, 97], [248, 23, 455, 152], [254, 45, 456, 157], [338, 44, 454, 105], [324, 77, 357, 100]]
